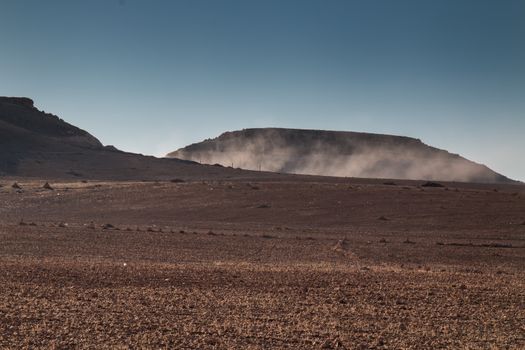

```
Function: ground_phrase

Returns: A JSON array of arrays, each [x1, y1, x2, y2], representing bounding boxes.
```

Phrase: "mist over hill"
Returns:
[[168, 128, 514, 184]]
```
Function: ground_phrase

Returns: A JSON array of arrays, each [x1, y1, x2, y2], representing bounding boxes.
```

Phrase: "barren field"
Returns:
[[1, 177, 524, 349]]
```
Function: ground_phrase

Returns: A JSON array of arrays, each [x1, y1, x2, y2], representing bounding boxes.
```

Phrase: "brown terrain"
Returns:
[[1, 97, 525, 348]]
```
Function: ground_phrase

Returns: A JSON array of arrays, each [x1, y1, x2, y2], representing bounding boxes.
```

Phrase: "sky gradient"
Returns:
[[1, 0, 524, 180]]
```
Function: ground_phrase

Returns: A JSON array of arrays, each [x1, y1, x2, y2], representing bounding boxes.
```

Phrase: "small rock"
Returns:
[[321, 339, 333, 349], [421, 181, 444, 188], [332, 239, 348, 252]]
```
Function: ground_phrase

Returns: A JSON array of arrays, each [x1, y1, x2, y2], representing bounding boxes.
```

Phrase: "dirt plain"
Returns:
[[0, 176, 524, 349]]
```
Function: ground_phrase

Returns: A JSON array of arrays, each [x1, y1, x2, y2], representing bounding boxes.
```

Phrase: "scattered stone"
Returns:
[[403, 238, 416, 244], [383, 181, 397, 186], [58, 222, 68, 228], [12, 182, 22, 189], [421, 181, 444, 188], [378, 216, 389, 221], [170, 178, 185, 183], [102, 223, 115, 230], [257, 204, 271, 209], [332, 239, 348, 252], [321, 340, 332, 349], [379, 238, 387, 243], [43, 182, 54, 190]]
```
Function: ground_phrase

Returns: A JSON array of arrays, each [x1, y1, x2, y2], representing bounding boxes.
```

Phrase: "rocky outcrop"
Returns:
[[0, 97, 102, 146], [0, 97, 35, 109], [0, 96, 242, 180]]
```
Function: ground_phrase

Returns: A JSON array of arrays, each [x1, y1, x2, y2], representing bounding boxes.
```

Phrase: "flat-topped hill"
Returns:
[[168, 128, 514, 183]]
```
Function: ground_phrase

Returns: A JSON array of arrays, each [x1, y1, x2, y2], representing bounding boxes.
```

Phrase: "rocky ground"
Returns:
[[0, 178, 524, 348]]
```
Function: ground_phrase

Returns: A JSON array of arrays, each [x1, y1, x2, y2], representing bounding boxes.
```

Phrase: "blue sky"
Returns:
[[1, 0, 524, 180]]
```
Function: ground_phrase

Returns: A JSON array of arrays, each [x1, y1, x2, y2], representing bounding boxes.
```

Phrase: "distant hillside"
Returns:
[[0, 97, 239, 180], [168, 128, 515, 183]]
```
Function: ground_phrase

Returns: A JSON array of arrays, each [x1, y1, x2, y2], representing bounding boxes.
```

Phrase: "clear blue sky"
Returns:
[[1, 0, 524, 180]]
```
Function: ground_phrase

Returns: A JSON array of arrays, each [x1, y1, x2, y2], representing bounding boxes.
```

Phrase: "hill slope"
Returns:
[[0, 97, 242, 180], [168, 128, 514, 183]]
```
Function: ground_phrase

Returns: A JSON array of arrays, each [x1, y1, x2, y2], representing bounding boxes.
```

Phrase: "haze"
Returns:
[[0, 0, 524, 180]]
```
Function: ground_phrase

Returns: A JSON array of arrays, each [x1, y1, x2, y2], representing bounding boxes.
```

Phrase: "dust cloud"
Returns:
[[170, 128, 507, 183]]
